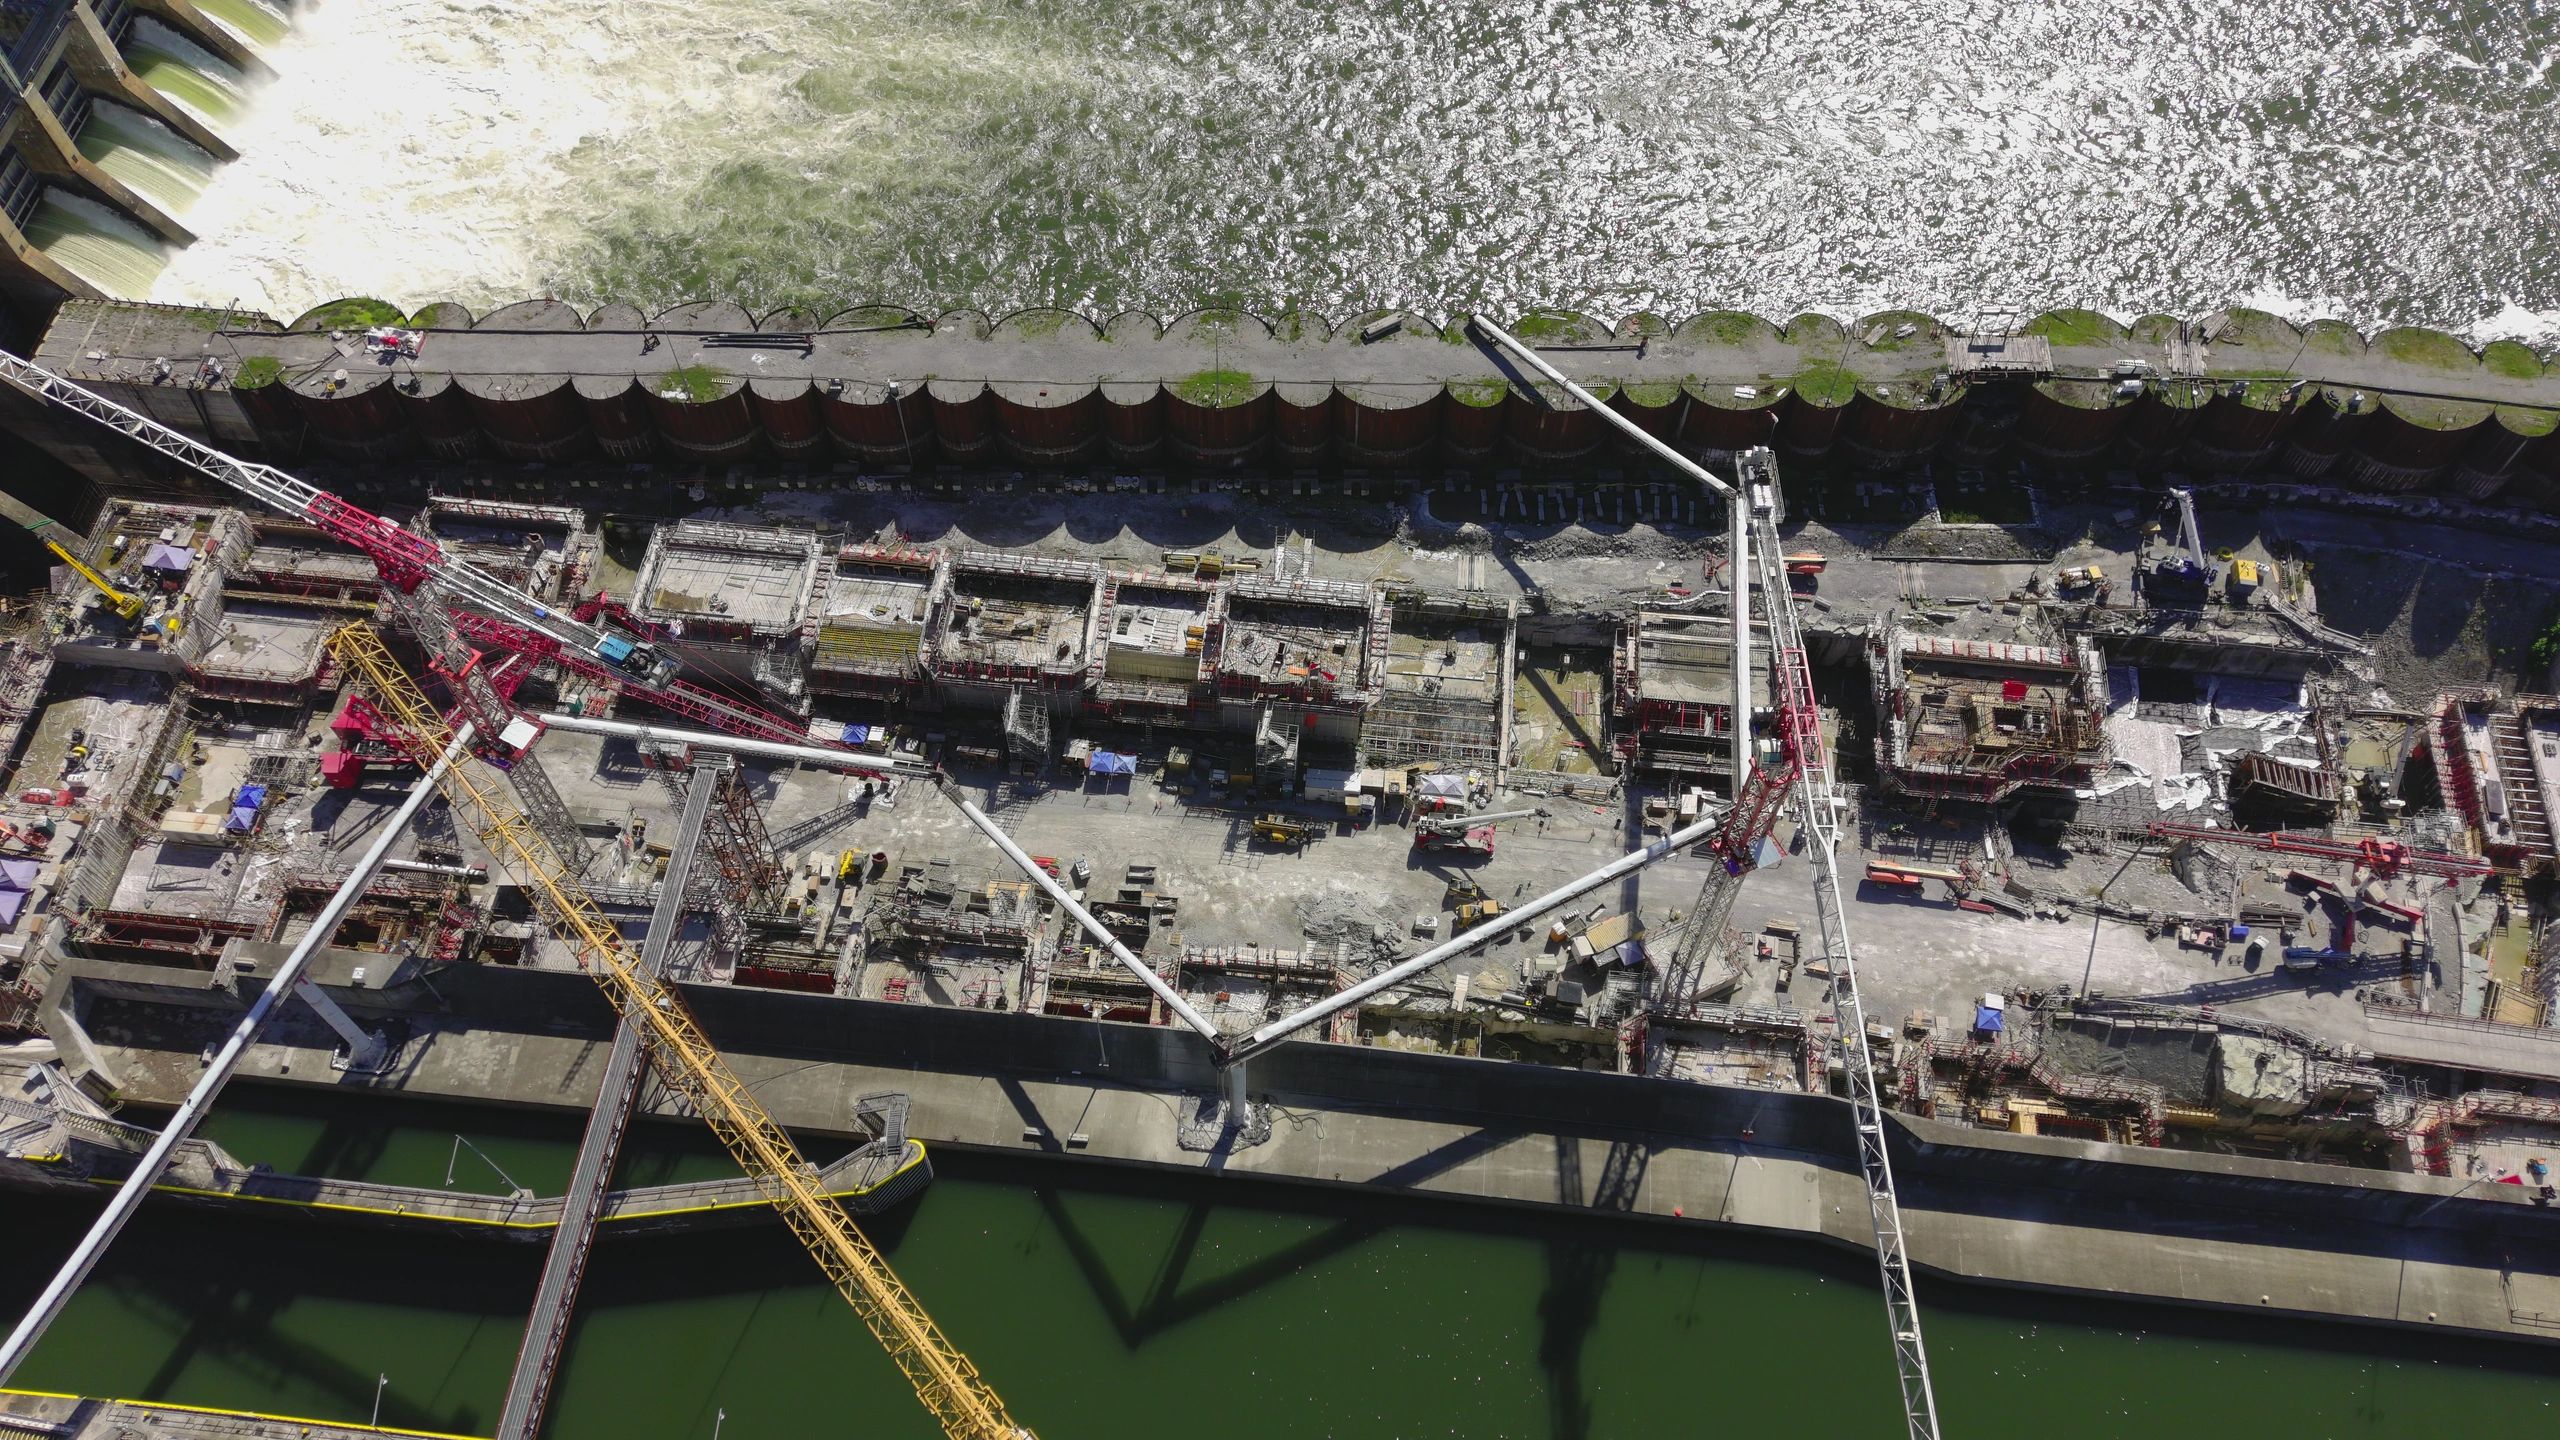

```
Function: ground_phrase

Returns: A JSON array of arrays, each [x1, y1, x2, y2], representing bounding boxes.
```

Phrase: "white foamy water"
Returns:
[[147, 0, 2560, 335]]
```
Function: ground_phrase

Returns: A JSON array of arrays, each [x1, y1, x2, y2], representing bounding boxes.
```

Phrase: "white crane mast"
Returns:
[[1471, 316, 1943, 1440]]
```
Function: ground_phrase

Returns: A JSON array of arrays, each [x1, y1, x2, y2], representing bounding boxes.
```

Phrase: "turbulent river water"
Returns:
[[136, 0, 2560, 335]]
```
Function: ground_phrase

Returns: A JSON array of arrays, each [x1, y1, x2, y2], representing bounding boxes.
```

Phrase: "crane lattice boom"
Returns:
[[0, 348, 830, 754], [328, 624, 1031, 1440], [1742, 462, 1942, 1440]]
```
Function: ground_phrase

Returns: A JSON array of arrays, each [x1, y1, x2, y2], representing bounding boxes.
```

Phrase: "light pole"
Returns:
[[372, 1372, 388, 1431], [713, 1406, 727, 1440]]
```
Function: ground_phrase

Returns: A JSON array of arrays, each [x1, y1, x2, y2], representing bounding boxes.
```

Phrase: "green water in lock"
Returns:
[[2, 1085, 2553, 1439]]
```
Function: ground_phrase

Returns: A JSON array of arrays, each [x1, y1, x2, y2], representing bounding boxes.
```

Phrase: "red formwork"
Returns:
[[1678, 382, 1781, 452], [821, 380, 937, 466], [1440, 388, 1504, 463], [2277, 386, 2369, 478], [1504, 385, 1605, 461], [575, 375, 657, 461], [1165, 384, 1273, 465], [751, 378, 826, 457], [1334, 386, 1439, 465], [291, 372, 412, 461], [465, 377, 593, 462], [2187, 386, 2303, 469], [2339, 397, 2489, 493], [1839, 387, 1958, 464]]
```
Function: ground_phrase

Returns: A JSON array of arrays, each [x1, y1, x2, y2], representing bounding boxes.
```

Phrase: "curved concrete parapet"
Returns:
[[990, 308, 1105, 464], [643, 300, 758, 460], [1330, 308, 1442, 466], [456, 297, 586, 463], [29, 294, 2560, 512]]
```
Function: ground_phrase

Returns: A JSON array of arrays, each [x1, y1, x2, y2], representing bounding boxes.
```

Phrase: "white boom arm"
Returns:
[[0, 728, 473, 1385]]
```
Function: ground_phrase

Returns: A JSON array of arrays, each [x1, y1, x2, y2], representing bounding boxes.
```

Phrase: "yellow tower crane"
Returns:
[[326, 623, 1031, 1440]]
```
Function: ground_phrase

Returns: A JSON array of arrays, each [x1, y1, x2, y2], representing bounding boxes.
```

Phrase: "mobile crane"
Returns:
[[330, 624, 1031, 1440], [1470, 318, 1943, 1440], [0, 349, 833, 751], [23, 521, 141, 623], [0, 349, 1032, 1438]]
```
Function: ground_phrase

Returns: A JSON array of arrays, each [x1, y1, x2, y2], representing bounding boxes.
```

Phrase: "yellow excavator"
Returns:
[[26, 522, 140, 622]]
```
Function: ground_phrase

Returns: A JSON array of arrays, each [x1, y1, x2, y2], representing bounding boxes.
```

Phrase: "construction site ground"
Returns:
[[434, 728, 2454, 1065], [305, 466, 2560, 1073]]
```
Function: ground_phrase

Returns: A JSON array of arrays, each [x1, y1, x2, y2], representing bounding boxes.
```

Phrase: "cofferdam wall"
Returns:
[[15, 298, 2560, 526]]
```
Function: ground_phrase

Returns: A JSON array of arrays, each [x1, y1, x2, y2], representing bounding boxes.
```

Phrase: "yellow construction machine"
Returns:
[[30, 525, 141, 622]]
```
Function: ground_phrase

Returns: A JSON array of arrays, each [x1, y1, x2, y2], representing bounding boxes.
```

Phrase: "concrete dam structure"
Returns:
[[13, 297, 2560, 526], [0, 0, 283, 309]]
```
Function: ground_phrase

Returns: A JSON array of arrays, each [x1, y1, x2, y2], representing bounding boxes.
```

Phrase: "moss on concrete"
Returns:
[[1620, 380, 1682, 406], [2038, 378, 2122, 410], [1182, 310, 1246, 345], [2238, 379, 2296, 410], [231, 355, 282, 390], [2482, 340, 2543, 381], [652, 365, 732, 403], [1173, 368, 1254, 406], [1792, 360, 1855, 407], [2299, 319, 2367, 361], [1447, 379, 1508, 408], [407, 303, 462, 329], [2496, 405, 2560, 438], [2025, 309, 2122, 348], [838, 305, 923, 330], [2375, 326, 2476, 372], [1684, 310, 1766, 347], [296, 298, 405, 332], [1007, 309, 1074, 339]]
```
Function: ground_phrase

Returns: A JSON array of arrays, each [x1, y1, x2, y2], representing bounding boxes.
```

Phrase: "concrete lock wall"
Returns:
[[33, 297, 2560, 514], [55, 953, 2560, 1340], [317, 962, 2560, 1256]]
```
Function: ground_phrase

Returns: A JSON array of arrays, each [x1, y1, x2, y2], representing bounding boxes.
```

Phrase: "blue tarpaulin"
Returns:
[[1089, 751, 1137, 777], [233, 783, 268, 811], [140, 543, 192, 572], [1972, 1005, 2005, 1034], [225, 805, 260, 834], [840, 723, 873, 746]]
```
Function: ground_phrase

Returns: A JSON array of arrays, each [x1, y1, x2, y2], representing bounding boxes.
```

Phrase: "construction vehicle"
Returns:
[[2142, 486, 2212, 603], [1414, 806, 1546, 843], [1783, 551, 1827, 576], [1252, 813, 1313, 848], [2054, 564, 2104, 593], [26, 523, 142, 623], [0, 354, 1027, 1437], [1474, 335, 1950, 1437], [1453, 897, 1506, 931], [2145, 820, 2489, 880]]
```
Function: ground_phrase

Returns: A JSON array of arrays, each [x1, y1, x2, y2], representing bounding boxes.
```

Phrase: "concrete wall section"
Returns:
[[53, 958, 2560, 1347]]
